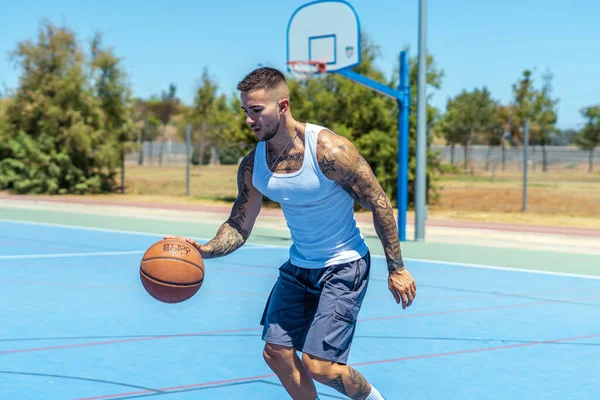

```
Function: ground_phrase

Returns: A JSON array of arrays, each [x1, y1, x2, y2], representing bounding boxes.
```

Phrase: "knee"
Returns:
[[301, 353, 336, 383], [263, 343, 295, 371]]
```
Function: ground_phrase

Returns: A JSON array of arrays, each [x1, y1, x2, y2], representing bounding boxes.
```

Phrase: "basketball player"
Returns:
[[167, 67, 416, 400]]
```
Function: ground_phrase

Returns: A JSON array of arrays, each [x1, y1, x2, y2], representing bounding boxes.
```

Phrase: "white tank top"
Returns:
[[252, 123, 369, 269]]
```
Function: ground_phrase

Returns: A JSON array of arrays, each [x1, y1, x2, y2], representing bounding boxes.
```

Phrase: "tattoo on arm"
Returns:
[[319, 156, 336, 173], [327, 141, 405, 273], [203, 151, 255, 258]]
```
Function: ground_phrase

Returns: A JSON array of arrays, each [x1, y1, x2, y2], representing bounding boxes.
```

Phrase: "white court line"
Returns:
[[1, 218, 599, 280], [0, 250, 145, 260], [403, 257, 600, 281]]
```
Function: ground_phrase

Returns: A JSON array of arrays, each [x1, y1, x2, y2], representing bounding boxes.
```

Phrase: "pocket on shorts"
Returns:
[[324, 297, 360, 350]]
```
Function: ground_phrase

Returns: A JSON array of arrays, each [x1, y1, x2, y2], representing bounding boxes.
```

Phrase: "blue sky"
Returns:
[[1, 0, 598, 129]]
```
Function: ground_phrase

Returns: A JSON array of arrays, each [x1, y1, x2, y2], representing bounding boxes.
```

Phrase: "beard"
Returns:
[[257, 115, 280, 142]]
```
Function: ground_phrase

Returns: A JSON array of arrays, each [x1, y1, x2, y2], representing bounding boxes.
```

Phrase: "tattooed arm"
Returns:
[[167, 149, 262, 259], [317, 130, 417, 308]]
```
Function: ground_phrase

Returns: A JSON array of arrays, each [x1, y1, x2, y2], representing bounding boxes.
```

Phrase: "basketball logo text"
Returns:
[[163, 243, 192, 256]]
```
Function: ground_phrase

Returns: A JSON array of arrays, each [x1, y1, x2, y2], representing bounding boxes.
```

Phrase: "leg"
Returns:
[[263, 343, 317, 400], [302, 353, 371, 400], [299, 253, 378, 399]]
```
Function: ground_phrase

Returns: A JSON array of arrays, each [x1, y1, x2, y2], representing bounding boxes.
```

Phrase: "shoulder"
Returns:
[[315, 129, 361, 177], [242, 147, 257, 166], [238, 147, 257, 178], [316, 129, 356, 157]]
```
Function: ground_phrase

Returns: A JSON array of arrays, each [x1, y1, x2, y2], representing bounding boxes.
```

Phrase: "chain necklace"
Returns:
[[265, 122, 300, 178]]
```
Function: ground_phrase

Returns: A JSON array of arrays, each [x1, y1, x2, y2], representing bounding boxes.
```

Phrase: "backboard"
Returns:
[[287, 0, 361, 74]]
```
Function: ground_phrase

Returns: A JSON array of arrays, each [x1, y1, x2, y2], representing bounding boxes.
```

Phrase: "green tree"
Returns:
[[226, 95, 256, 155], [0, 21, 131, 194], [90, 33, 135, 186], [0, 97, 12, 159], [495, 104, 517, 171], [147, 83, 179, 165], [511, 69, 559, 172], [576, 105, 600, 172], [186, 68, 238, 165], [133, 98, 161, 165], [530, 70, 559, 171], [437, 107, 461, 166], [438, 88, 497, 171]]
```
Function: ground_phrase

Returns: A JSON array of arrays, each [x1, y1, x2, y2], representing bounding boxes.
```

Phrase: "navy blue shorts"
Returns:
[[260, 252, 370, 364]]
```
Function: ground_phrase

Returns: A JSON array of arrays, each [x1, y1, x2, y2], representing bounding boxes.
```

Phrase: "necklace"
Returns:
[[265, 122, 300, 178]]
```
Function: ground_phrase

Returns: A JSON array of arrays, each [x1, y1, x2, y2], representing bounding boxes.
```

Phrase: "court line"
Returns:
[[91, 380, 347, 400], [2, 218, 598, 279], [0, 251, 145, 260], [4, 294, 599, 355], [73, 332, 600, 400], [350, 332, 600, 367], [0, 327, 263, 355], [0, 371, 164, 394], [403, 257, 600, 281], [74, 374, 278, 400]]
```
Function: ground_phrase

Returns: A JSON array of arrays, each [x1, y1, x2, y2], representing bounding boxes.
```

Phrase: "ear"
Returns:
[[278, 99, 290, 114]]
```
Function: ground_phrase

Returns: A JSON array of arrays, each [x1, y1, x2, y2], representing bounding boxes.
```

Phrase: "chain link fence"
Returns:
[[432, 145, 595, 172], [126, 140, 596, 172]]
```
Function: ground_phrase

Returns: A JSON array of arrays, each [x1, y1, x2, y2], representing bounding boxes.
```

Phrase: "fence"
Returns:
[[126, 140, 596, 172], [432, 144, 596, 172]]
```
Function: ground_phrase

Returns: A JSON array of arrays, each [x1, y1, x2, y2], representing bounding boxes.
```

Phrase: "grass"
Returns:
[[429, 167, 600, 228], [52, 163, 600, 229]]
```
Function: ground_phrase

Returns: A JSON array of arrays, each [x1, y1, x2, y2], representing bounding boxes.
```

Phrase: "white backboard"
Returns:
[[287, 0, 361, 73]]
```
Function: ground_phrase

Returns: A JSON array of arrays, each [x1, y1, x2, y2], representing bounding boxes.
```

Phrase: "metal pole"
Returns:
[[522, 120, 529, 212], [121, 146, 125, 194], [186, 123, 191, 197], [415, 0, 427, 241], [397, 51, 410, 242]]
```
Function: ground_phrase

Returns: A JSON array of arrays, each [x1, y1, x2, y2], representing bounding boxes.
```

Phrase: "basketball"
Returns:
[[139, 238, 205, 304]]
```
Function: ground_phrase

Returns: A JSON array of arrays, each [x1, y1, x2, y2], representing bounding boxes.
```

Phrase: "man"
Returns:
[[168, 67, 416, 400]]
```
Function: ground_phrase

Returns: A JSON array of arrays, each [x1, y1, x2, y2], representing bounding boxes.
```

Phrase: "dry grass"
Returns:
[[428, 168, 600, 228], [124, 164, 239, 202], [104, 164, 600, 228]]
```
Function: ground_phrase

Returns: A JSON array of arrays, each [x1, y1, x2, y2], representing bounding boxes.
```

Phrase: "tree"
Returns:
[[530, 70, 559, 171], [188, 68, 232, 165], [147, 84, 179, 165], [494, 104, 516, 171], [0, 97, 12, 160], [90, 33, 135, 188], [576, 105, 600, 172], [511, 69, 559, 172], [0, 21, 131, 194], [438, 88, 497, 171], [132, 98, 161, 165]]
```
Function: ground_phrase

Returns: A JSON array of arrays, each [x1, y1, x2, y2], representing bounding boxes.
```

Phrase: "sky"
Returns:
[[1, 0, 599, 129]]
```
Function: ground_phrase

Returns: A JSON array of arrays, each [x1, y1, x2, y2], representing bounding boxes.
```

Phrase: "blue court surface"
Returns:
[[1, 219, 599, 399]]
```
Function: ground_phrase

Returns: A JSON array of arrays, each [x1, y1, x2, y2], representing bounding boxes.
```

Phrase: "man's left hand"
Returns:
[[388, 269, 417, 309]]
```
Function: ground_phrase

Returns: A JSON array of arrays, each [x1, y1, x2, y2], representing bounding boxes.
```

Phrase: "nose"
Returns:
[[246, 115, 255, 125]]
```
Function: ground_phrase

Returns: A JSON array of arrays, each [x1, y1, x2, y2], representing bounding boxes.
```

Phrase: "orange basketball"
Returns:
[[139, 238, 205, 304]]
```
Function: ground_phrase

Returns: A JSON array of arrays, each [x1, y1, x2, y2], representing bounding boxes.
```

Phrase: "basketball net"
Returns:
[[287, 61, 327, 81]]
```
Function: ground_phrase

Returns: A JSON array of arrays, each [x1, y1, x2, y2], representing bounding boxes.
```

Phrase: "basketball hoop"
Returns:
[[287, 61, 327, 81]]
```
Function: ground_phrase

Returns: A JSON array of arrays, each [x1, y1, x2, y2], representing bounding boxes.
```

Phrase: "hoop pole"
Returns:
[[335, 65, 409, 242], [415, 0, 428, 241], [398, 51, 410, 242]]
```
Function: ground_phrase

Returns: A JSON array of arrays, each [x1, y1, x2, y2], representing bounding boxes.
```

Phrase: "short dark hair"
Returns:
[[236, 67, 287, 92]]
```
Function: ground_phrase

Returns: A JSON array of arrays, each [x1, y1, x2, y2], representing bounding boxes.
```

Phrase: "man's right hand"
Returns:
[[163, 236, 211, 258]]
